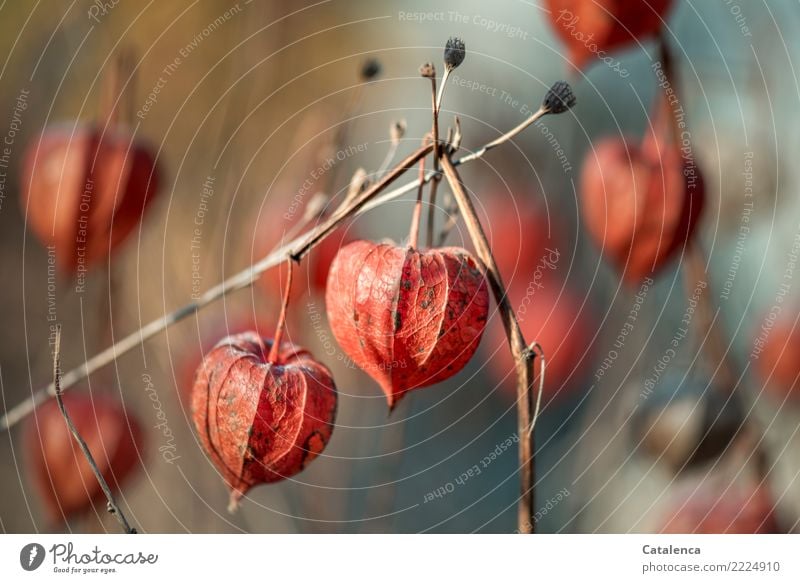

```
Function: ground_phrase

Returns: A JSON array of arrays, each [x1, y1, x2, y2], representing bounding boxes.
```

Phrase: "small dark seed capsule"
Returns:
[[443, 37, 466, 70], [361, 58, 381, 80], [543, 80, 576, 114], [419, 62, 436, 78]]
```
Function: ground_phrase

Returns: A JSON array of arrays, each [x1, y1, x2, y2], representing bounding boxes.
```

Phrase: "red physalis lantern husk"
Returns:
[[659, 479, 780, 534], [191, 331, 337, 511], [21, 123, 159, 273], [25, 392, 143, 524], [754, 315, 800, 401], [545, 0, 673, 70], [325, 240, 489, 409], [177, 313, 277, 404], [580, 92, 704, 284]]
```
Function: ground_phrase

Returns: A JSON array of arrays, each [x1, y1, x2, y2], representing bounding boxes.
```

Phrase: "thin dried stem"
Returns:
[[268, 260, 294, 363], [439, 155, 537, 534], [52, 325, 136, 534], [435, 194, 461, 248], [101, 48, 136, 129], [457, 106, 548, 166], [427, 72, 442, 248], [435, 67, 452, 113], [274, 193, 328, 261], [425, 169, 442, 249], [408, 158, 426, 249], [0, 143, 431, 431], [2, 81, 572, 432], [527, 343, 546, 438], [376, 141, 399, 179]]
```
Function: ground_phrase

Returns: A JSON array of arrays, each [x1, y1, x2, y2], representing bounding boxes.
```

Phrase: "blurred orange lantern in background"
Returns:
[[580, 93, 704, 284], [25, 392, 143, 523], [21, 124, 160, 274], [753, 313, 800, 401], [485, 287, 593, 403], [545, 0, 673, 70]]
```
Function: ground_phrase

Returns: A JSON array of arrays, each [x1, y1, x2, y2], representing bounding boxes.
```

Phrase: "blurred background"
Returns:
[[1, 0, 799, 533]]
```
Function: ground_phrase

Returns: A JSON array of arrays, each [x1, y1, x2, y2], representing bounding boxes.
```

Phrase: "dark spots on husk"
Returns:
[[394, 309, 402, 332]]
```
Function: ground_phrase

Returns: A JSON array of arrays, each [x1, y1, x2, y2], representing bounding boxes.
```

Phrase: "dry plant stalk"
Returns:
[[440, 155, 541, 533], [4, 41, 575, 532], [52, 325, 136, 534]]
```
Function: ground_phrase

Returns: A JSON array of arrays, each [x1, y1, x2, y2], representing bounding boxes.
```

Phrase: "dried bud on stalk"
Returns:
[[419, 62, 436, 78], [326, 240, 489, 408], [25, 393, 143, 523], [361, 58, 382, 80], [542, 81, 576, 114], [390, 120, 407, 146], [191, 332, 337, 511], [347, 169, 370, 200], [303, 192, 329, 221], [443, 37, 466, 70]]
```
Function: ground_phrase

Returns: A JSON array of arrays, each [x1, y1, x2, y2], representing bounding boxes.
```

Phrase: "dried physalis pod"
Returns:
[[632, 372, 744, 472], [325, 240, 489, 408], [545, 0, 673, 69], [191, 332, 337, 511], [25, 392, 143, 523], [178, 313, 277, 404], [390, 120, 407, 145], [21, 124, 159, 273], [580, 93, 704, 284]]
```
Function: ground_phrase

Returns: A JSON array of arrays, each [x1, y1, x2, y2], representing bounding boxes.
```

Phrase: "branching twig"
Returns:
[[0, 144, 431, 431], [457, 107, 548, 166], [52, 325, 136, 534], [526, 342, 546, 438], [1, 81, 575, 437]]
